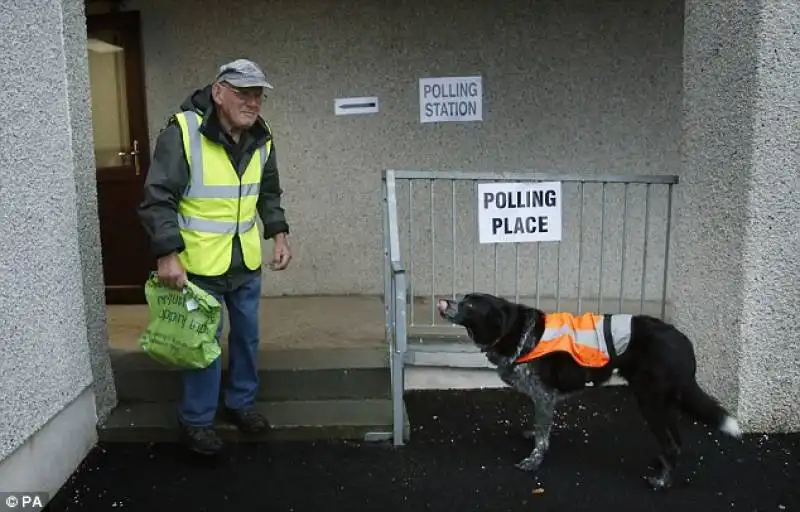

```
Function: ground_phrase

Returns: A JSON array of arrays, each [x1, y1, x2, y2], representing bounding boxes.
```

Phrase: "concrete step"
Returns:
[[98, 398, 410, 443], [111, 347, 391, 402], [403, 336, 492, 368]]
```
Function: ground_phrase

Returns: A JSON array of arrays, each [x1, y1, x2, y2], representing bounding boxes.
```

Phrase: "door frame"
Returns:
[[87, 10, 153, 304]]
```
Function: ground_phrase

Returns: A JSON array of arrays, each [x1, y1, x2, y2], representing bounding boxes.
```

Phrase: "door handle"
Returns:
[[118, 139, 141, 175]]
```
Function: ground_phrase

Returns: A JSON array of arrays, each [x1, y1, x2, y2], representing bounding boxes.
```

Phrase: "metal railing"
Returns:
[[382, 172, 408, 446], [382, 169, 679, 445]]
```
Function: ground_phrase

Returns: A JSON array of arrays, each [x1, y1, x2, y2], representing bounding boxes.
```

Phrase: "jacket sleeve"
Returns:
[[257, 142, 290, 239], [137, 121, 189, 258]]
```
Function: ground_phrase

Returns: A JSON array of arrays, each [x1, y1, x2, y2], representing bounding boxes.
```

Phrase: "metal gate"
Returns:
[[382, 169, 679, 446]]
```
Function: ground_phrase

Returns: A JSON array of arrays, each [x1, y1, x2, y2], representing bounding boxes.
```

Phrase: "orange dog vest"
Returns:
[[515, 312, 633, 368]]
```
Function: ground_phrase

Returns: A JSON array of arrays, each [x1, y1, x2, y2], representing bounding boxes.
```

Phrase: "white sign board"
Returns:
[[334, 96, 379, 116], [477, 181, 562, 244], [419, 76, 482, 123]]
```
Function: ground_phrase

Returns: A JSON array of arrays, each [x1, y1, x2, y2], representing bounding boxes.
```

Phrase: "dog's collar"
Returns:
[[480, 334, 503, 352]]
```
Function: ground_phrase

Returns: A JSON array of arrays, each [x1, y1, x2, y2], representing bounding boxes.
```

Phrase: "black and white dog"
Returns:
[[437, 292, 742, 490]]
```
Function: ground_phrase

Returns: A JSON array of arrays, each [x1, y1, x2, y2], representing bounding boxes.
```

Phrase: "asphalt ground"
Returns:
[[45, 387, 799, 512]]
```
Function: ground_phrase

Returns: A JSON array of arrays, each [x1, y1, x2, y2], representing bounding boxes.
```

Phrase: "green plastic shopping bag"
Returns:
[[138, 273, 222, 369]]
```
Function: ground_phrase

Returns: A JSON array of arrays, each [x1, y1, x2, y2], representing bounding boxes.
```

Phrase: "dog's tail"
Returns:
[[680, 380, 743, 438]]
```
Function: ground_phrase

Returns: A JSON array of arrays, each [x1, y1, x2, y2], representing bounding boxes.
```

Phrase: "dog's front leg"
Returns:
[[515, 391, 557, 472]]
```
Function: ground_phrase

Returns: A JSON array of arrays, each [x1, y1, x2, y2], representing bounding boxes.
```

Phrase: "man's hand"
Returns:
[[269, 233, 291, 271], [157, 252, 187, 288]]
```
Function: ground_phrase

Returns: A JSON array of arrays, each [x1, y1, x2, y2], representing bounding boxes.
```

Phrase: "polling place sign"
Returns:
[[477, 181, 562, 243]]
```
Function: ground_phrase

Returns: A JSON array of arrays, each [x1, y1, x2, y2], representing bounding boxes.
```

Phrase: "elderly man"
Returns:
[[138, 58, 291, 455]]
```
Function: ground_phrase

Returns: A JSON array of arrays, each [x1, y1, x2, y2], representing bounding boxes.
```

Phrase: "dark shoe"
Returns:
[[222, 406, 270, 433], [179, 423, 224, 455]]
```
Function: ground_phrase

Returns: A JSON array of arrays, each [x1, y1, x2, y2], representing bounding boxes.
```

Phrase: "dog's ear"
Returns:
[[496, 298, 520, 336]]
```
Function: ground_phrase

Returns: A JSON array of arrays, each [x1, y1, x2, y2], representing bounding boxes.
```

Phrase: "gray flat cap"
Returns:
[[215, 58, 273, 89]]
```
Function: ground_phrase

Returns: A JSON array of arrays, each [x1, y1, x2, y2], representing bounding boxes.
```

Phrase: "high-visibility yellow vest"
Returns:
[[172, 110, 272, 276]]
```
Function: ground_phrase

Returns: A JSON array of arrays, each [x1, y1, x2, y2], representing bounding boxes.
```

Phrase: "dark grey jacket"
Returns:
[[137, 84, 289, 293]]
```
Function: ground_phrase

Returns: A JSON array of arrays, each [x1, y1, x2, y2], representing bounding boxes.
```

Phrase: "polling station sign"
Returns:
[[419, 76, 482, 123], [477, 181, 562, 244]]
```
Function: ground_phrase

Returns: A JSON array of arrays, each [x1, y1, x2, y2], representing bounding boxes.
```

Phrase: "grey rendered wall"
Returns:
[[127, 0, 683, 304], [0, 0, 114, 462], [65, 0, 118, 424], [678, 0, 800, 431]]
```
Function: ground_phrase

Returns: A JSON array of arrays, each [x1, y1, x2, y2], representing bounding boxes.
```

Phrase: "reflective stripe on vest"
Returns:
[[177, 214, 257, 234]]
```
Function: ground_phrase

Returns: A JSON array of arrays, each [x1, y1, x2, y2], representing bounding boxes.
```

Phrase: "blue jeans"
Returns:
[[178, 273, 262, 427]]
